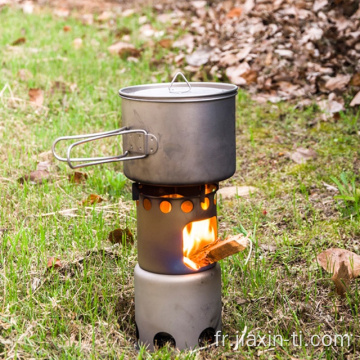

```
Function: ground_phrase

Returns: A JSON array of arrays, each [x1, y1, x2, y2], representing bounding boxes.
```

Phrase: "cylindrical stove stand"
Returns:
[[134, 263, 222, 350]]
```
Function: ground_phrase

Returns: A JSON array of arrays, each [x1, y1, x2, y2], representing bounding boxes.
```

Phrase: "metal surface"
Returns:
[[121, 96, 236, 184], [52, 74, 237, 184], [168, 72, 191, 93], [137, 186, 217, 275], [52, 127, 158, 169], [134, 263, 222, 351]]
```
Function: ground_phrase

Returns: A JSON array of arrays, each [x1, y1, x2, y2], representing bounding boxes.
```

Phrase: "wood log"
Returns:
[[188, 233, 249, 268]]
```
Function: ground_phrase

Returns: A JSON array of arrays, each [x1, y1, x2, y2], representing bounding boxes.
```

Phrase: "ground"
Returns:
[[0, 1, 360, 359]]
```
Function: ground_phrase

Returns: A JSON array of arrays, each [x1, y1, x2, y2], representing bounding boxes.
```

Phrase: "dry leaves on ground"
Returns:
[[68, 171, 88, 184], [18, 160, 52, 184], [28, 88, 44, 107], [288, 148, 317, 164], [108, 228, 134, 246], [317, 248, 360, 296], [47, 257, 62, 269], [81, 194, 104, 206]]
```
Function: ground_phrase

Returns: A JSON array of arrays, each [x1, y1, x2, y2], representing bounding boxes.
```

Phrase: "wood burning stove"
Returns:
[[52, 73, 238, 350]]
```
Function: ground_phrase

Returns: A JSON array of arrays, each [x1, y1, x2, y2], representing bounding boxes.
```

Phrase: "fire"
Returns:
[[183, 216, 217, 270]]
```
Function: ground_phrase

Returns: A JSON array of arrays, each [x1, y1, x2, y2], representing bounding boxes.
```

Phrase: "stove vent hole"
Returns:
[[153, 332, 176, 348], [198, 327, 216, 347], [135, 323, 139, 340], [143, 198, 152, 211], [159, 200, 172, 213]]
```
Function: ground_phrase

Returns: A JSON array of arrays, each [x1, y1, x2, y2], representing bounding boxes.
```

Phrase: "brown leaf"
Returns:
[[82, 194, 104, 206], [186, 47, 212, 66], [317, 248, 360, 278], [108, 228, 134, 245], [108, 41, 137, 56], [68, 172, 88, 184], [240, 70, 258, 84], [350, 91, 360, 107], [63, 25, 71, 32], [18, 170, 50, 184], [72, 38, 83, 49], [17, 69, 33, 81], [158, 38, 172, 49], [28, 88, 44, 107], [36, 161, 51, 172], [226, 63, 251, 85], [11, 37, 26, 46], [227, 7, 242, 18], [351, 73, 360, 87], [325, 75, 351, 91], [331, 261, 350, 297], [47, 257, 62, 269], [288, 148, 317, 164]]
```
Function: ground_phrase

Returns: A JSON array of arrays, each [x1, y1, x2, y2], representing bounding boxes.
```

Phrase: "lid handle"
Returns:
[[168, 72, 191, 94]]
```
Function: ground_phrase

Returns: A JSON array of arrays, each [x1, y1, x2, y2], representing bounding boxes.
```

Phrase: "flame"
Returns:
[[183, 216, 217, 270]]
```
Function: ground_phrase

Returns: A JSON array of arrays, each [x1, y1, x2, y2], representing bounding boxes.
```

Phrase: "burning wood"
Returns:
[[188, 233, 249, 268]]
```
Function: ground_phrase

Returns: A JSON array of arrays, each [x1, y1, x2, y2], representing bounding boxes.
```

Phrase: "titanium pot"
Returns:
[[52, 73, 238, 185]]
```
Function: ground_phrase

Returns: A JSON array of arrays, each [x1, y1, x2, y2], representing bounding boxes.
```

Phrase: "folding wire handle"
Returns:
[[52, 126, 158, 169], [168, 72, 192, 93]]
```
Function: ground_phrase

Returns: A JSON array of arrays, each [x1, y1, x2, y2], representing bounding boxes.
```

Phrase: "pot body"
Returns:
[[121, 96, 236, 185]]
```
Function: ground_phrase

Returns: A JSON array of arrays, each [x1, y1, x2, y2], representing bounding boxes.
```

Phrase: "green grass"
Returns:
[[1, 4, 360, 359]]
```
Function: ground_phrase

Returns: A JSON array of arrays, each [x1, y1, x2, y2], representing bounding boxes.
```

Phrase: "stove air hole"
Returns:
[[181, 200, 193, 213], [198, 327, 216, 347], [200, 197, 210, 210], [160, 200, 172, 213], [153, 332, 176, 348], [135, 322, 139, 340], [143, 198, 152, 211]]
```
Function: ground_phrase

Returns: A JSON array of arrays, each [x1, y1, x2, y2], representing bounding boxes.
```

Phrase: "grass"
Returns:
[[1, 4, 360, 359]]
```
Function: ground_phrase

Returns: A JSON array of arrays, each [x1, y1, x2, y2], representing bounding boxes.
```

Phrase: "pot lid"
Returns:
[[119, 72, 238, 102]]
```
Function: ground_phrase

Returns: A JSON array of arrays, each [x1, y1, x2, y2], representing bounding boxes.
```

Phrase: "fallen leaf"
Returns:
[[63, 25, 71, 32], [274, 49, 293, 58], [226, 62, 251, 85], [158, 38, 172, 49], [22, 2, 34, 14], [108, 228, 134, 245], [350, 91, 360, 107], [318, 99, 344, 114], [36, 161, 51, 172], [331, 261, 350, 297], [323, 182, 338, 192], [227, 7, 242, 18], [186, 47, 212, 66], [218, 186, 258, 199], [17, 69, 33, 81], [18, 170, 50, 184], [53, 8, 70, 17], [69, 172, 88, 184], [72, 38, 83, 49], [47, 257, 62, 269], [317, 248, 360, 278], [28, 88, 44, 107], [82, 194, 104, 206], [172, 34, 195, 53], [325, 75, 351, 91], [108, 41, 136, 55], [260, 244, 277, 252], [288, 148, 317, 164], [11, 37, 26, 46], [351, 73, 360, 86]]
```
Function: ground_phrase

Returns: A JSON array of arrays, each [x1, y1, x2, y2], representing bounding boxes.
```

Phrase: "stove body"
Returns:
[[52, 73, 237, 351]]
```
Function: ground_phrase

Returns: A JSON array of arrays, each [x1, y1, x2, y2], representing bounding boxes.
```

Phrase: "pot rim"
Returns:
[[119, 81, 238, 103]]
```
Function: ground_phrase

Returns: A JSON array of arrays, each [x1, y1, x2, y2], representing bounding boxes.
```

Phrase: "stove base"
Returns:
[[134, 263, 222, 351]]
